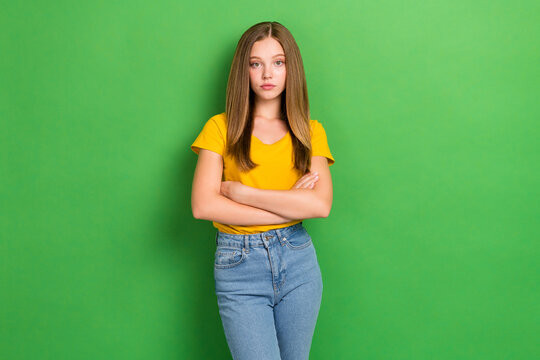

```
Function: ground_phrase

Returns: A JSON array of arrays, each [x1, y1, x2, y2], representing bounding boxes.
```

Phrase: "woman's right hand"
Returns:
[[291, 171, 319, 190]]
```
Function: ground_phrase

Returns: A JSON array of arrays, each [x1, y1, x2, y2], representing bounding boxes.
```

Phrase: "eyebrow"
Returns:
[[249, 54, 285, 59]]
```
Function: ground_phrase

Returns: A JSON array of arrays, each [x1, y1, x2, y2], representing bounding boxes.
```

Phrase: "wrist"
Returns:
[[238, 183, 253, 205]]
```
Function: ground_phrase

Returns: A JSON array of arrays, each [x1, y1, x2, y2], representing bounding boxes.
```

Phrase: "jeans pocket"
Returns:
[[214, 247, 245, 269], [283, 228, 312, 250]]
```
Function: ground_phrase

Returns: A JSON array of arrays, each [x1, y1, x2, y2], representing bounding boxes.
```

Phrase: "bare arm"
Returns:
[[223, 156, 334, 219], [191, 149, 296, 225]]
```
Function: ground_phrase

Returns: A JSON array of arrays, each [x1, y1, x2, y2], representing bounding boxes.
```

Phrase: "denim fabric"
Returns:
[[213, 222, 323, 360]]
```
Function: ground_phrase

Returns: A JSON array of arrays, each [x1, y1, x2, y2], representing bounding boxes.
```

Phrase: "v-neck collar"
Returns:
[[251, 131, 289, 146]]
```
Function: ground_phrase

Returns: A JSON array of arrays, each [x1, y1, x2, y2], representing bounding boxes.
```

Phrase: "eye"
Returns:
[[276, 60, 285, 65], [250, 62, 260, 68]]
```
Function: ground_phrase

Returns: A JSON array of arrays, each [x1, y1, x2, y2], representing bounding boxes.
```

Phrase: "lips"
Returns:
[[261, 84, 275, 89]]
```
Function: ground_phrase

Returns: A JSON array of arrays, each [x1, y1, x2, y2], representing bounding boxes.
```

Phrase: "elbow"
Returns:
[[318, 200, 332, 218], [191, 200, 207, 220], [192, 192, 219, 220], [192, 205, 204, 220], [319, 207, 330, 218]]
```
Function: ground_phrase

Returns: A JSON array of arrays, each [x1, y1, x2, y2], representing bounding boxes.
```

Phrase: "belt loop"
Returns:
[[244, 235, 249, 253]]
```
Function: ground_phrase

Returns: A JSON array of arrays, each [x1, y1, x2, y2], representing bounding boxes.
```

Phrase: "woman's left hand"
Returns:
[[220, 181, 247, 202]]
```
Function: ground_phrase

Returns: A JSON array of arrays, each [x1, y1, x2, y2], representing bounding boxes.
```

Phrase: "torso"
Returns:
[[252, 116, 289, 145]]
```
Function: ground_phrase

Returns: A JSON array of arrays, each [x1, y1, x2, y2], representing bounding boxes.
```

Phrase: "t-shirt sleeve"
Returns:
[[190, 116, 225, 156], [311, 120, 335, 166]]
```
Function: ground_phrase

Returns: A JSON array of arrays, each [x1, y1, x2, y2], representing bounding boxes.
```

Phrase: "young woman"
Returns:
[[190, 21, 335, 360]]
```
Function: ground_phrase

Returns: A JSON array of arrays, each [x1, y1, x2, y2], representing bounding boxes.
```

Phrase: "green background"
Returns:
[[1, 1, 538, 359]]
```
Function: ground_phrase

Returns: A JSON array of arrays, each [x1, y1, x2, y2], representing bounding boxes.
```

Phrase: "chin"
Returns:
[[257, 93, 279, 100]]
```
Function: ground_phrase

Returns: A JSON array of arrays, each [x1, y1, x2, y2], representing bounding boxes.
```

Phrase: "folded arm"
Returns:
[[226, 156, 334, 219], [191, 149, 297, 225]]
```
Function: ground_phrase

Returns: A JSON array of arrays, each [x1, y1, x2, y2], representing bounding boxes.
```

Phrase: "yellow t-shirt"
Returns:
[[191, 112, 335, 234]]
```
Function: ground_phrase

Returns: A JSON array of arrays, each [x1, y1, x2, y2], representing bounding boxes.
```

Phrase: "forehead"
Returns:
[[250, 37, 285, 58]]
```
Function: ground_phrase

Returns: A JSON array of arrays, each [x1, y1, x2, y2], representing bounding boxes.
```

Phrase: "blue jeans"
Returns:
[[214, 222, 323, 360]]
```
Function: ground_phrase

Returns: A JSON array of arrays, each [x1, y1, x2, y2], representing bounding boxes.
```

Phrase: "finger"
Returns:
[[295, 176, 312, 188], [303, 172, 319, 182], [292, 172, 318, 189], [300, 176, 318, 188], [293, 179, 312, 189], [291, 181, 306, 190], [305, 177, 319, 188]]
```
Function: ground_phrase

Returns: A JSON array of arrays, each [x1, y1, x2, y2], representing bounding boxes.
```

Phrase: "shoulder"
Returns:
[[206, 112, 227, 134], [211, 112, 227, 124], [309, 119, 325, 135], [209, 112, 226, 126]]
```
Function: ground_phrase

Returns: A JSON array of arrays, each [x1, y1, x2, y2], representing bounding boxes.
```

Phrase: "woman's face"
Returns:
[[249, 37, 286, 101]]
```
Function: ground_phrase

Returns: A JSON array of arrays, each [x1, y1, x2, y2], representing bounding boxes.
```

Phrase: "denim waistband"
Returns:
[[215, 222, 304, 249]]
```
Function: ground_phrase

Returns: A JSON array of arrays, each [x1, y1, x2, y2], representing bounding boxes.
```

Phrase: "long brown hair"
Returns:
[[225, 21, 312, 175]]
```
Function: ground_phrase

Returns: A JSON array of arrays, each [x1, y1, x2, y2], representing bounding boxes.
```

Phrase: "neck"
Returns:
[[253, 95, 282, 120]]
